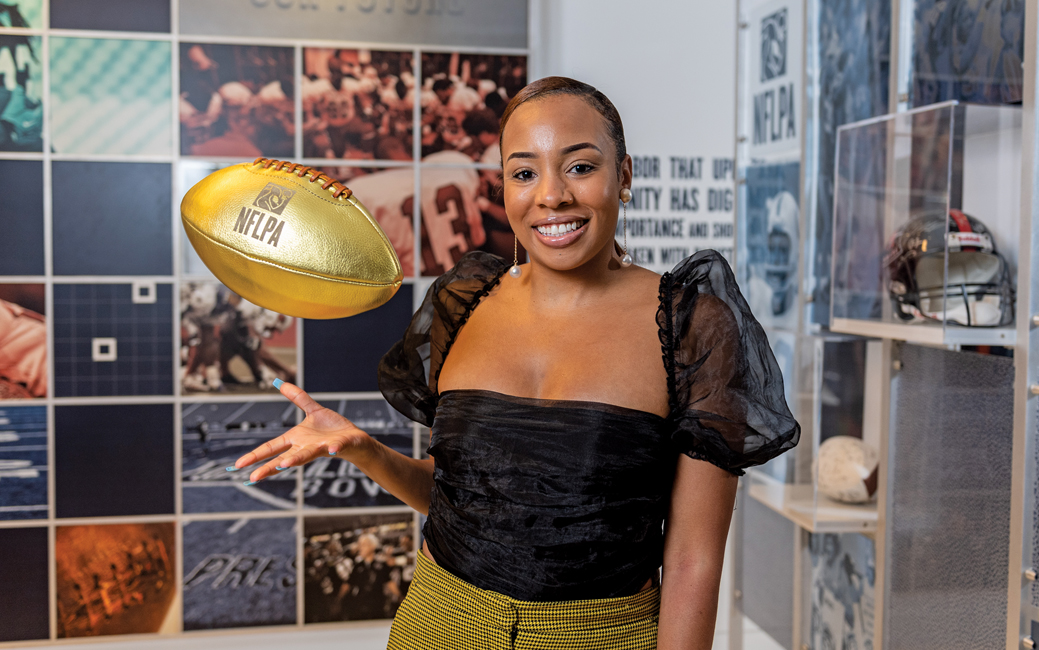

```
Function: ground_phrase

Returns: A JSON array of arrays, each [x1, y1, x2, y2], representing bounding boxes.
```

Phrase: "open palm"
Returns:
[[232, 381, 371, 484]]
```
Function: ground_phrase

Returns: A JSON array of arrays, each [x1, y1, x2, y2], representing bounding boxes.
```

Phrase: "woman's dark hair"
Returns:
[[499, 76, 627, 173]]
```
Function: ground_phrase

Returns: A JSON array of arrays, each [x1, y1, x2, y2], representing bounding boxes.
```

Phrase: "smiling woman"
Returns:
[[233, 76, 800, 650]]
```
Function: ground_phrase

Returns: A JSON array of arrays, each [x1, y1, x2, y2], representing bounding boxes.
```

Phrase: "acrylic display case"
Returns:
[[829, 101, 1021, 346], [746, 334, 878, 535]]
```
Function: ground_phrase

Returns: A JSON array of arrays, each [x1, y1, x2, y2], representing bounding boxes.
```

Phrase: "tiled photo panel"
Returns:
[[182, 517, 297, 630], [181, 281, 297, 395], [321, 165, 416, 276], [56, 522, 177, 638], [52, 161, 173, 276], [303, 48, 414, 161], [179, 161, 232, 277], [304, 512, 414, 623], [419, 52, 526, 161], [302, 283, 412, 393], [0, 160, 45, 275], [180, 43, 294, 158], [419, 163, 519, 275], [0, 405, 47, 520], [50, 38, 171, 156], [0, 0, 43, 29], [50, 0, 171, 33], [55, 403, 175, 518], [0, 35, 43, 152], [304, 399, 412, 509], [0, 283, 46, 399], [181, 400, 298, 514], [0, 527, 49, 642], [53, 283, 173, 397]]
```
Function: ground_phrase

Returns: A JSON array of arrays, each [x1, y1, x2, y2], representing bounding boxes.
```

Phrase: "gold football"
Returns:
[[181, 158, 403, 319]]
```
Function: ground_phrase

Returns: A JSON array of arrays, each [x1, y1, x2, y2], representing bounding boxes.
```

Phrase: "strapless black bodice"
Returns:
[[424, 390, 673, 600], [379, 251, 800, 601]]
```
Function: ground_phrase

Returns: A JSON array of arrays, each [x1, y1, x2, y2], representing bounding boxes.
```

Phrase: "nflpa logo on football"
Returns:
[[253, 183, 295, 215], [233, 183, 295, 247]]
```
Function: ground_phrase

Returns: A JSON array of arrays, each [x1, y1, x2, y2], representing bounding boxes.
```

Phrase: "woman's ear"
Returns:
[[620, 154, 633, 188]]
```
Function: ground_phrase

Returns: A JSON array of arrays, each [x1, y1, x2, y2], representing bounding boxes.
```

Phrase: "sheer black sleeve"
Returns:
[[658, 250, 800, 475], [378, 251, 508, 426]]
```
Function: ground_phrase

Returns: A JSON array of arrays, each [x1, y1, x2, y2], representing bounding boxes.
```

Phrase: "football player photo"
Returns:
[[179, 43, 294, 158], [319, 165, 416, 276], [304, 513, 415, 623], [303, 48, 415, 161], [0, 31, 42, 152], [0, 284, 45, 399], [180, 282, 296, 394], [419, 52, 526, 162], [740, 162, 800, 330]]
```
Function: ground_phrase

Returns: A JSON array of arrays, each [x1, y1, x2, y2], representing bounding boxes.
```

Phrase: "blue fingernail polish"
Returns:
[[329, 450, 337, 456], [225, 466, 238, 472], [275, 466, 287, 471], [243, 481, 256, 486], [273, 378, 283, 389]]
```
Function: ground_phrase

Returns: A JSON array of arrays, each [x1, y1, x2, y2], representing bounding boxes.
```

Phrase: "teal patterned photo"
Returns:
[[0, 34, 42, 151], [50, 37, 171, 155], [0, 0, 43, 29]]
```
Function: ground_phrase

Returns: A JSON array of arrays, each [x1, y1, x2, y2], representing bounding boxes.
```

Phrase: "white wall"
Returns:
[[530, 0, 736, 158], [530, 0, 739, 271]]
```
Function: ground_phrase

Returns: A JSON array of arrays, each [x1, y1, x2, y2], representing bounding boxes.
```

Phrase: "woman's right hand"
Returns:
[[232, 380, 372, 485]]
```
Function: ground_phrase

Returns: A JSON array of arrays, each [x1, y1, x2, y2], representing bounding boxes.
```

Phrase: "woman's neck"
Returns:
[[523, 244, 623, 312]]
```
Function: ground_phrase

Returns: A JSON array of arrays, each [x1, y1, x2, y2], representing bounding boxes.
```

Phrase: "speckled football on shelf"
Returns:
[[814, 435, 880, 504]]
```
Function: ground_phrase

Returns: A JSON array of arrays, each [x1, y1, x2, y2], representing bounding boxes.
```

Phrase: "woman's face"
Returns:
[[501, 94, 631, 272]]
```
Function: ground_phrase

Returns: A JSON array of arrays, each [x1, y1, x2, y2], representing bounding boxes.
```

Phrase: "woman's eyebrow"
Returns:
[[506, 142, 603, 162], [560, 142, 602, 155]]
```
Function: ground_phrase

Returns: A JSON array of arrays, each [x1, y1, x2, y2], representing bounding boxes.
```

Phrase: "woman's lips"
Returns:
[[531, 220, 588, 248]]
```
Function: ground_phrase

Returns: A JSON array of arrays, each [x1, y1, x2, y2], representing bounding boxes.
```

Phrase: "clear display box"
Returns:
[[829, 101, 1021, 346], [747, 335, 879, 534]]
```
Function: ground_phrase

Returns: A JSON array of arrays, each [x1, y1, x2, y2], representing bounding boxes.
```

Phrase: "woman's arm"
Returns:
[[657, 455, 739, 650], [234, 381, 436, 514]]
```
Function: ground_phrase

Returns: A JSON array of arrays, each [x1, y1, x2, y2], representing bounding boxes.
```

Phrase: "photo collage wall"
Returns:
[[0, 0, 526, 642]]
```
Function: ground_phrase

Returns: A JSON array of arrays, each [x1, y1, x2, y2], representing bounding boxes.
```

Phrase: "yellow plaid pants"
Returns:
[[387, 551, 660, 649]]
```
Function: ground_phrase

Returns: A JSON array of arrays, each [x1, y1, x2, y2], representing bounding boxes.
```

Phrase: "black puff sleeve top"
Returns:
[[378, 250, 799, 601]]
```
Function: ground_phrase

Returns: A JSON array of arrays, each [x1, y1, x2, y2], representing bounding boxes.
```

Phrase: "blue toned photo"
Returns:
[[181, 401, 298, 513], [913, 0, 1024, 107], [809, 533, 875, 650], [182, 517, 297, 630], [303, 399, 414, 509], [811, 0, 890, 326], [739, 162, 800, 331], [0, 405, 46, 520]]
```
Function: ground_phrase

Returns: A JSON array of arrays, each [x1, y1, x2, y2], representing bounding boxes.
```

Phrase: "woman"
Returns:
[[233, 76, 799, 649]]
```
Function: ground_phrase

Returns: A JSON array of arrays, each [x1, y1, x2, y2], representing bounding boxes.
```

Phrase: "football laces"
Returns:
[[253, 157, 353, 200]]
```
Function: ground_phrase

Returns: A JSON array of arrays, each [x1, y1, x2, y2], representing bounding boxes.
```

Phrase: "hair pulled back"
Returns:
[[499, 76, 627, 173]]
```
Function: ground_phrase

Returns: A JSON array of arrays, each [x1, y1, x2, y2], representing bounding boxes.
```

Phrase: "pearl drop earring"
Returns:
[[509, 236, 522, 278], [619, 188, 633, 267]]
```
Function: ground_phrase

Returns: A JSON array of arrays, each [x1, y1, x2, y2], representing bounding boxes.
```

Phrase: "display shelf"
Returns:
[[830, 102, 1022, 339], [746, 470, 877, 534], [830, 318, 1017, 347]]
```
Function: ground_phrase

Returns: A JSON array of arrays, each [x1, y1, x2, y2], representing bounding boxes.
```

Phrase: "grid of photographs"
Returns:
[[0, 0, 527, 643]]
